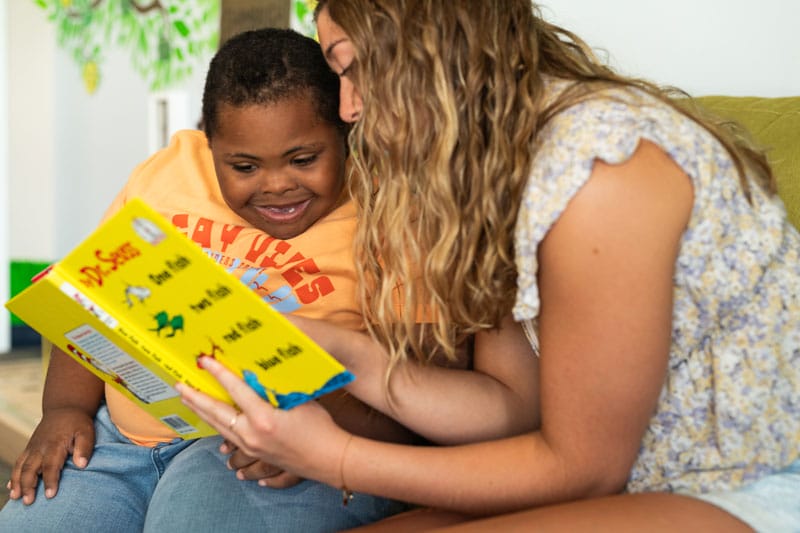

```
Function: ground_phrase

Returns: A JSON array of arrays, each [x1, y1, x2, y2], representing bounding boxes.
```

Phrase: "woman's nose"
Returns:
[[339, 77, 362, 123]]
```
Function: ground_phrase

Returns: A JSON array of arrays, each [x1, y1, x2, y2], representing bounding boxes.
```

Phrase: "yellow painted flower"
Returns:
[[82, 61, 99, 94]]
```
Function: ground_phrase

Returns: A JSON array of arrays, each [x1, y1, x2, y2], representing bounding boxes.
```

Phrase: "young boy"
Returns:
[[2, 28, 416, 532]]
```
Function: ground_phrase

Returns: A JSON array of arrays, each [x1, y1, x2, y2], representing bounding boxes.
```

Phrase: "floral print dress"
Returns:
[[513, 84, 800, 493]]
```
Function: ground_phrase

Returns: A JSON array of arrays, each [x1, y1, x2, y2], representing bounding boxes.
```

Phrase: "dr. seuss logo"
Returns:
[[77, 216, 164, 289]]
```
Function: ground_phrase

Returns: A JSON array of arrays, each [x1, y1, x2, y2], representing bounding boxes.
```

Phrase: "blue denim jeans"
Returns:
[[0, 405, 408, 532], [143, 435, 408, 532]]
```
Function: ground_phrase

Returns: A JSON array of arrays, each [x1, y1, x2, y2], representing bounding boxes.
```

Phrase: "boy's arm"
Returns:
[[7, 346, 104, 505]]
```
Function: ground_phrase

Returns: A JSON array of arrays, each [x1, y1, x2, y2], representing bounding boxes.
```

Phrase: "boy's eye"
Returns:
[[232, 162, 257, 173], [293, 154, 318, 167]]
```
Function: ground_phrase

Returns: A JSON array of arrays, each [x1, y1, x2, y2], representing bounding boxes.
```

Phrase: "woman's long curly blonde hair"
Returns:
[[318, 0, 775, 370]]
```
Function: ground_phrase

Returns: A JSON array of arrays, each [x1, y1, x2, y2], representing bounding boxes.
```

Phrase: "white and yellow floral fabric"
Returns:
[[513, 84, 800, 494]]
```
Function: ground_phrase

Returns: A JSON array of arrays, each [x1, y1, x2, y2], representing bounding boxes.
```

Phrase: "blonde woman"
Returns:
[[179, 1, 800, 530]]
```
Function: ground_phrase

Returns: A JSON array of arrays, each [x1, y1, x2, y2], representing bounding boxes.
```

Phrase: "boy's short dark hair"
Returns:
[[202, 27, 345, 139]]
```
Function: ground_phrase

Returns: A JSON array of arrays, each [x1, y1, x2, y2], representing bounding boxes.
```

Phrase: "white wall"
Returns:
[[8, 1, 56, 261], [5, 0, 799, 266], [0, 0, 9, 352], [540, 0, 800, 97], [8, 2, 211, 262]]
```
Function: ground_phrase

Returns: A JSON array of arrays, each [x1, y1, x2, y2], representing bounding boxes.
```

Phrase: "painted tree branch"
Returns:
[[67, 0, 165, 18], [130, 1, 165, 14]]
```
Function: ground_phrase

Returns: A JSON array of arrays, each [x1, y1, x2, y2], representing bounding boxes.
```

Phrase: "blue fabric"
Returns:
[[689, 456, 800, 532], [0, 405, 195, 533], [0, 406, 408, 532], [143, 436, 409, 532]]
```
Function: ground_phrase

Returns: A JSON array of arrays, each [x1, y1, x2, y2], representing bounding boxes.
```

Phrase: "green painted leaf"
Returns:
[[296, 3, 309, 19], [40, 0, 219, 92], [173, 20, 190, 37]]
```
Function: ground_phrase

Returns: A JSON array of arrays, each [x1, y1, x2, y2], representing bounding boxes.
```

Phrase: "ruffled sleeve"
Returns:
[[513, 90, 676, 320]]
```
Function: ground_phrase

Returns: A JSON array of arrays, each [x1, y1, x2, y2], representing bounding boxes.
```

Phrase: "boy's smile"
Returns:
[[210, 97, 347, 240]]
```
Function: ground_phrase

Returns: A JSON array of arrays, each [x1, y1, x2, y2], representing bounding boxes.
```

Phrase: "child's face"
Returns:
[[210, 98, 347, 240]]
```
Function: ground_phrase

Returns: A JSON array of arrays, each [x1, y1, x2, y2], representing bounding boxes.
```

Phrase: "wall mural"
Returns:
[[34, 0, 220, 94], [290, 0, 317, 39]]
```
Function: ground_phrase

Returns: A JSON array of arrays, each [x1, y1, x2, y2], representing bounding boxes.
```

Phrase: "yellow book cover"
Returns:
[[5, 198, 355, 439]]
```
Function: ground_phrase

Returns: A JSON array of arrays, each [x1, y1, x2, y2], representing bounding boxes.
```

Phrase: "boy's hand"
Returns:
[[221, 439, 304, 488], [7, 407, 96, 505]]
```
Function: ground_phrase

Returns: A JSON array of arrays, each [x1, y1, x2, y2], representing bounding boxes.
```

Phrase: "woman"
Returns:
[[179, 1, 800, 530]]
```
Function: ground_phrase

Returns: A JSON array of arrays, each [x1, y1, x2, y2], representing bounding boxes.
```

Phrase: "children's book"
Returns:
[[5, 198, 354, 439]]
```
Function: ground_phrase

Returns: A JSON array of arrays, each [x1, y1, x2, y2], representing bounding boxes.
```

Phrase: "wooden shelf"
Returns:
[[0, 357, 42, 465]]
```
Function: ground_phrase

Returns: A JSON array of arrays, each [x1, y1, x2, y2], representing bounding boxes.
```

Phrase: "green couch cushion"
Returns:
[[693, 95, 800, 230]]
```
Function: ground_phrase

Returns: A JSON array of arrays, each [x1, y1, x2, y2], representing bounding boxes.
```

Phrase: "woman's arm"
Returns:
[[289, 312, 539, 444], [224, 315, 537, 484], [180, 140, 692, 513]]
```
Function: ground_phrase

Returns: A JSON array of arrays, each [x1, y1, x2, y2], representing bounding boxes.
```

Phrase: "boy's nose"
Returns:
[[259, 171, 297, 194]]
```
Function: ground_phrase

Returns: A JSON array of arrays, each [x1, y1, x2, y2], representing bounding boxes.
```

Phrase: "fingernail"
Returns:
[[75, 457, 87, 468], [45, 488, 55, 498]]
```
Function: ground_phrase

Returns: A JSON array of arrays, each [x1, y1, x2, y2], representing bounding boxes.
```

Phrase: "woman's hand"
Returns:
[[177, 356, 351, 489]]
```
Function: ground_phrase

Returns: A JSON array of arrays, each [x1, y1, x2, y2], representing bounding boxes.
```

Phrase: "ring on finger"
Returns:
[[229, 411, 241, 431]]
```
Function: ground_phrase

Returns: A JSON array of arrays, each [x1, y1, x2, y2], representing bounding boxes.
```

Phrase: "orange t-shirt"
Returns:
[[102, 130, 362, 445]]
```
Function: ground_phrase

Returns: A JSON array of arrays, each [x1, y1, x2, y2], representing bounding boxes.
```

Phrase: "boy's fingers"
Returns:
[[35, 445, 68, 501], [72, 431, 95, 469], [258, 471, 304, 488], [40, 462, 63, 499], [22, 486, 38, 505], [227, 449, 258, 471], [220, 439, 237, 454], [11, 454, 42, 502], [236, 460, 281, 480], [19, 459, 44, 505]]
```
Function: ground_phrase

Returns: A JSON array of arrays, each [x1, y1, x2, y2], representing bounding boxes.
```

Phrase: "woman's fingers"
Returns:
[[198, 356, 269, 413], [177, 357, 275, 439], [176, 380, 235, 437], [177, 354, 347, 487]]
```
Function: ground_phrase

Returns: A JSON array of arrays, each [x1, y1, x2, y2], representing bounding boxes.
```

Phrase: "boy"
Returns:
[[2, 28, 414, 532]]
